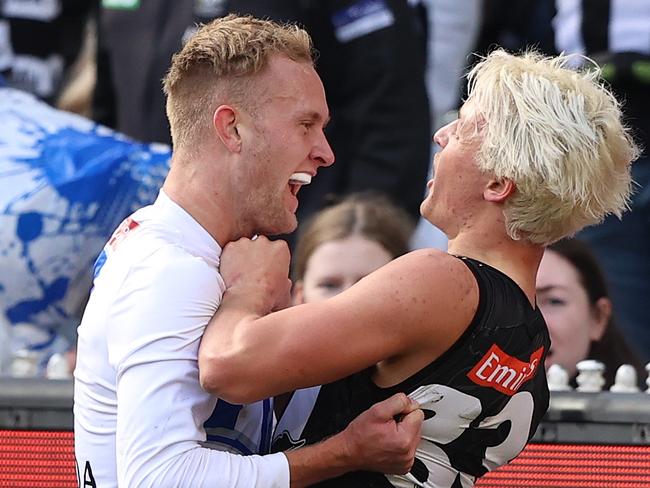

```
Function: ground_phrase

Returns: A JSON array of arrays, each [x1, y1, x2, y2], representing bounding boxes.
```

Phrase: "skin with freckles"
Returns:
[[420, 101, 488, 241], [274, 194, 413, 417]]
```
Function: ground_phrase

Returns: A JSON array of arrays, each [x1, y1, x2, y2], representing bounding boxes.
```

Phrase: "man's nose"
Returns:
[[313, 132, 335, 167], [433, 125, 449, 149]]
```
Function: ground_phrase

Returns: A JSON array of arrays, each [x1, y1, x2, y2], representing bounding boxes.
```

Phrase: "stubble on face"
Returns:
[[238, 128, 296, 238], [232, 57, 329, 238]]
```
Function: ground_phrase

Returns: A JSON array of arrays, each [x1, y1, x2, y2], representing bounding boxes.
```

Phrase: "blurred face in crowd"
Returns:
[[234, 56, 334, 237], [536, 249, 610, 377], [293, 234, 393, 304]]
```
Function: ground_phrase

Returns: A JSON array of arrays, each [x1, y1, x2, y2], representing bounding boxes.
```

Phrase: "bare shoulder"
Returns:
[[394, 248, 462, 268], [377, 248, 476, 292], [349, 248, 478, 319]]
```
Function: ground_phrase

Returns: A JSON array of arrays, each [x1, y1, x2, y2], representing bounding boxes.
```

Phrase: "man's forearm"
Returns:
[[284, 392, 423, 486], [285, 431, 356, 487]]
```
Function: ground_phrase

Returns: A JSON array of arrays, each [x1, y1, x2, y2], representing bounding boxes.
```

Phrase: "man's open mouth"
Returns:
[[289, 172, 312, 196]]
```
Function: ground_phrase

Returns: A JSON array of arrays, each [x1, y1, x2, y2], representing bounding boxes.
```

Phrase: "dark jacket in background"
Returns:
[[0, 0, 93, 103], [93, 0, 431, 223]]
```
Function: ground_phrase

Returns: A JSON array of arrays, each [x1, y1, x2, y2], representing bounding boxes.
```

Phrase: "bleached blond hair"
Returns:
[[162, 15, 313, 152], [466, 49, 639, 245]]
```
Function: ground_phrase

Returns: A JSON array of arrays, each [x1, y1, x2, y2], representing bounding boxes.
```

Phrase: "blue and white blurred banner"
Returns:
[[0, 88, 171, 371]]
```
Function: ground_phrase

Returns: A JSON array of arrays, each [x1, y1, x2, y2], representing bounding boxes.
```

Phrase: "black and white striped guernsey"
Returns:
[[273, 256, 551, 488]]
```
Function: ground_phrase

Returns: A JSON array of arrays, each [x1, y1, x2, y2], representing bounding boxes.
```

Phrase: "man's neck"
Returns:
[[162, 155, 235, 248], [447, 230, 543, 307]]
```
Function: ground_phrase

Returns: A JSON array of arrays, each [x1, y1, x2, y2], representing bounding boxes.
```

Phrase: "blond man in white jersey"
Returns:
[[73, 15, 423, 488]]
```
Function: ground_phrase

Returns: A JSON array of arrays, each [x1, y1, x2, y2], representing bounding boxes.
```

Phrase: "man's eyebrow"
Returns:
[[301, 111, 331, 128]]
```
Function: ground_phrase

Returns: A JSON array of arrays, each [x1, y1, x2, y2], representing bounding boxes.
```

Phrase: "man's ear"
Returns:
[[484, 178, 515, 203], [213, 105, 241, 153]]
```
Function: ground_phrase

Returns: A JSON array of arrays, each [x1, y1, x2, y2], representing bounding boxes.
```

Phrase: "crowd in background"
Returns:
[[1, 0, 648, 385]]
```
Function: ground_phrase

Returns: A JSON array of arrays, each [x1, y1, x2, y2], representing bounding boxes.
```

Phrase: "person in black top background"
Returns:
[[0, 0, 94, 104]]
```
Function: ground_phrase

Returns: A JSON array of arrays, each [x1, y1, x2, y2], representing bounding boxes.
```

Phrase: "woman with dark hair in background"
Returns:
[[537, 238, 645, 389]]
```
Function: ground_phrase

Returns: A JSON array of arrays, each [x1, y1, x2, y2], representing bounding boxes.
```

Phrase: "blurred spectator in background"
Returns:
[[0, 86, 170, 374], [0, 0, 95, 105], [421, 0, 482, 133], [553, 0, 650, 363], [537, 238, 645, 390], [474, 0, 556, 57], [93, 0, 431, 229], [274, 191, 414, 432], [291, 192, 415, 304], [92, 0, 190, 142]]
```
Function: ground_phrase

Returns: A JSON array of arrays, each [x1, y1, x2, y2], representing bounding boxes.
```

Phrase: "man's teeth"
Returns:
[[289, 173, 312, 185]]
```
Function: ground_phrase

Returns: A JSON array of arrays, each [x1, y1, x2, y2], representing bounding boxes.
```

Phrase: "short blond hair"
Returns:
[[466, 49, 639, 245], [163, 15, 313, 152]]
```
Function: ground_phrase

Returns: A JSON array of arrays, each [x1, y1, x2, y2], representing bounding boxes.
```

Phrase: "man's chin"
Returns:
[[420, 200, 433, 220], [281, 215, 299, 235], [257, 214, 298, 237], [420, 204, 444, 231]]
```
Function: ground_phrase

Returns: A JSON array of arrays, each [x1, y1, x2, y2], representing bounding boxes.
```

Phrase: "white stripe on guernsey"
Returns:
[[273, 386, 321, 446], [555, 0, 650, 58], [610, 0, 650, 54], [202, 427, 258, 454], [335, 10, 394, 43], [553, 0, 586, 60]]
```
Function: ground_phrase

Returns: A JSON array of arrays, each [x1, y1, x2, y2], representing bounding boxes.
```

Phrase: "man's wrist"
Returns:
[[285, 432, 357, 487], [333, 425, 362, 472], [221, 285, 271, 316]]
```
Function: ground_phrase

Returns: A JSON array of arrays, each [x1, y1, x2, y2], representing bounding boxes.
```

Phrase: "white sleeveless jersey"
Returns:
[[73, 191, 288, 487]]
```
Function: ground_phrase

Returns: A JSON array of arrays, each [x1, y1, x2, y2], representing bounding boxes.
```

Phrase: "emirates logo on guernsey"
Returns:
[[467, 344, 544, 395]]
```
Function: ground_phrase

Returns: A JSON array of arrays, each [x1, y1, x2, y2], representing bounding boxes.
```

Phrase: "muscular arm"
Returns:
[[199, 246, 477, 404], [119, 357, 418, 487], [95, 244, 420, 487]]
